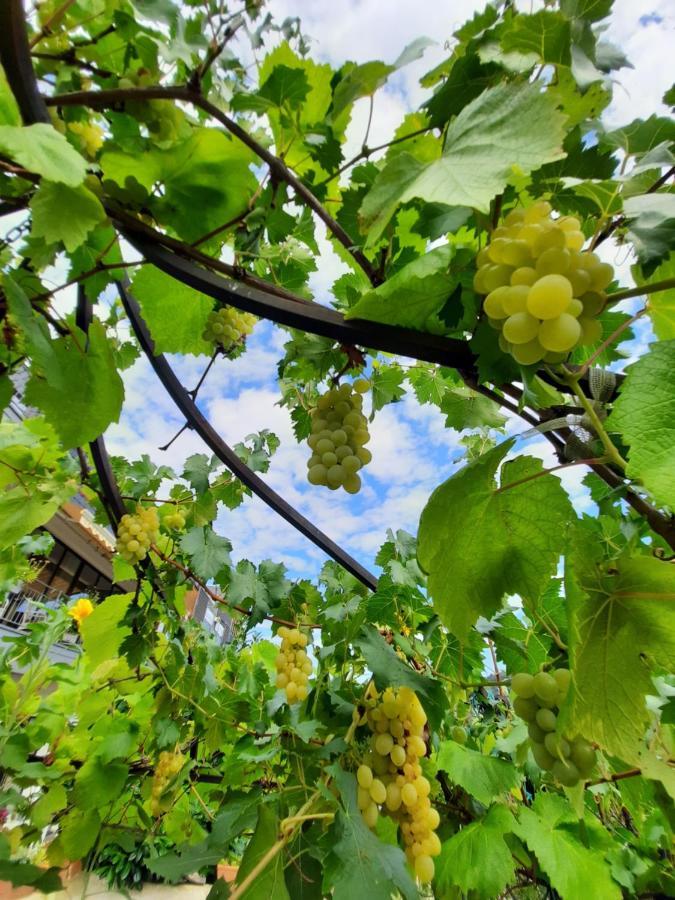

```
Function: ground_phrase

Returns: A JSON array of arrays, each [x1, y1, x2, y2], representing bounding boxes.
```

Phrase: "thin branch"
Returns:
[[494, 458, 608, 495], [46, 84, 381, 285], [578, 307, 645, 375], [314, 125, 432, 188], [29, 0, 77, 48], [150, 542, 321, 629], [606, 278, 675, 304]]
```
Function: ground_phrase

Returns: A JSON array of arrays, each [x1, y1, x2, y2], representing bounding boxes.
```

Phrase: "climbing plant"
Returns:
[[0, 0, 674, 897]]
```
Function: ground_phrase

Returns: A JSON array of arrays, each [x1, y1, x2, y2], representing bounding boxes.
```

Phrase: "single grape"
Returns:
[[533, 672, 559, 703], [536, 247, 570, 276], [578, 316, 603, 345], [488, 237, 510, 263], [553, 668, 571, 696], [589, 261, 614, 290], [502, 285, 530, 315], [308, 465, 327, 485], [511, 339, 545, 366], [567, 267, 591, 296], [415, 855, 435, 884], [503, 312, 540, 345], [544, 733, 570, 758], [531, 742, 556, 770], [566, 298, 583, 317], [564, 230, 585, 251], [483, 264, 513, 293], [535, 708, 557, 732], [524, 200, 552, 222], [528, 721, 546, 743], [511, 266, 538, 287], [526, 274, 573, 319], [501, 239, 531, 267], [552, 759, 580, 787], [535, 226, 567, 254], [570, 739, 596, 775], [538, 313, 581, 352], [557, 216, 581, 232], [451, 725, 467, 744], [513, 697, 538, 722], [357, 765, 373, 789], [505, 208, 526, 227], [511, 672, 536, 698], [483, 286, 509, 319], [580, 291, 606, 316]]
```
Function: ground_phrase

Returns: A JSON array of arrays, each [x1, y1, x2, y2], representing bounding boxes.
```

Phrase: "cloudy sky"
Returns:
[[103, 0, 672, 583]]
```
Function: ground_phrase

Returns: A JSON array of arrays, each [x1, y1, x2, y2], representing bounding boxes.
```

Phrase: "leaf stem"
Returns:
[[605, 278, 675, 304], [577, 308, 645, 375]]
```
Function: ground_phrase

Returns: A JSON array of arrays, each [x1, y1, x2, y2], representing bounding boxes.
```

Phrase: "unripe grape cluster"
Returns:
[[474, 201, 612, 365], [163, 509, 186, 531], [274, 626, 312, 704], [68, 121, 104, 157], [115, 506, 159, 565], [511, 669, 597, 786], [202, 306, 256, 351], [150, 750, 184, 816], [306, 380, 372, 494], [356, 687, 440, 884]]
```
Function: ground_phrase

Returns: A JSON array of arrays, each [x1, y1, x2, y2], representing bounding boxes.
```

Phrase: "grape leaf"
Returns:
[[0, 123, 87, 186], [30, 182, 106, 252], [370, 365, 405, 412], [501, 10, 572, 65], [418, 441, 574, 639], [346, 246, 455, 328], [72, 758, 128, 807], [436, 741, 521, 805], [601, 115, 675, 154], [131, 265, 214, 357], [79, 594, 133, 667], [180, 527, 232, 581], [259, 65, 310, 107], [565, 554, 675, 760], [24, 320, 124, 449], [440, 387, 506, 430], [59, 808, 101, 860], [607, 341, 675, 508], [234, 805, 290, 900], [513, 793, 621, 900], [354, 625, 446, 731], [360, 82, 566, 244], [436, 805, 516, 897], [635, 253, 675, 338], [325, 767, 417, 900], [227, 560, 290, 621], [624, 193, 675, 265]]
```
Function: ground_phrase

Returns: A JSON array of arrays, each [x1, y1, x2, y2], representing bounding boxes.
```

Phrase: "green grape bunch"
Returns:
[[356, 686, 441, 885], [115, 506, 159, 565], [150, 750, 184, 816], [202, 306, 257, 351], [274, 626, 312, 703], [474, 201, 612, 365], [306, 380, 372, 494], [511, 669, 597, 786], [163, 507, 186, 531]]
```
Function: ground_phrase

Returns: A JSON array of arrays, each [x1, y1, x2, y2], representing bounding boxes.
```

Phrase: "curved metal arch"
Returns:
[[117, 279, 379, 591], [0, 0, 127, 529], [122, 231, 478, 373]]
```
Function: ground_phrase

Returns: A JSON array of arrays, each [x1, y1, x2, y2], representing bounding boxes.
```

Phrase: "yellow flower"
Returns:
[[68, 598, 94, 625]]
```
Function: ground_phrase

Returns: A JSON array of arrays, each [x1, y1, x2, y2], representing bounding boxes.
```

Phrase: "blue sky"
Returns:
[[75, 1, 675, 582]]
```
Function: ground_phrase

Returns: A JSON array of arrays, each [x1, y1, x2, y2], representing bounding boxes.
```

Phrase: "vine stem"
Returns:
[[493, 458, 608, 495], [564, 376, 627, 472], [585, 767, 643, 787], [531, 609, 567, 651], [606, 277, 675, 304]]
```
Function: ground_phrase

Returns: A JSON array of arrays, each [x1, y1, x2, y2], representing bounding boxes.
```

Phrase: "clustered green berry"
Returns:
[[164, 509, 186, 530], [150, 750, 184, 816], [202, 306, 256, 350], [511, 669, 597, 786], [306, 379, 372, 494], [474, 200, 612, 365], [115, 506, 159, 564]]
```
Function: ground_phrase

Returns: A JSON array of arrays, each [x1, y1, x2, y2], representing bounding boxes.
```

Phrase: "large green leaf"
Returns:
[[72, 758, 128, 807], [624, 193, 675, 265], [234, 805, 289, 900], [607, 341, 675, 508], [325, 768, 417, 900], [436, 741, 521, 805], [130, 265, 214, 356], [354, 625, 446, 730], [501, 10, 571, 65], [513, 794, 621, 900], [80, 594, 133, 667], [436, 805, 516, 897], [179, 527, 232, 582], [346, 246, 454, 328], [30, 182, 106, 252], [635, 254, 675, 338], [0, 123, 87, 186], [440, 387, 506, 430], [360, 82, 566, 244], [418, 441, 574, 639], [566, 554, 675, 759], [23, 320, 124, 449]]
